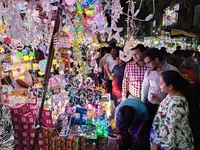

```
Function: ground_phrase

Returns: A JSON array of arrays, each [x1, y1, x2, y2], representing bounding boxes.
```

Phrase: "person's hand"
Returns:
[[151, 93, 161, 103], [133, 133, 142, 144], [117, 98, 122, 103], [116, 134, 122, 145], [151, 143, 158, 150]]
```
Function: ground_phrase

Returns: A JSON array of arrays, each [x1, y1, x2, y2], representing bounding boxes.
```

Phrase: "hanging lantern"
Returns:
[[53, 31, 71, 51]]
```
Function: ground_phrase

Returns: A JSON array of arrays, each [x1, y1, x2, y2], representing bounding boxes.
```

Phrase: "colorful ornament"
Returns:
[[65, 0, 76, 5], [53, 31, 71, 50], [17, 52, 23, 58]]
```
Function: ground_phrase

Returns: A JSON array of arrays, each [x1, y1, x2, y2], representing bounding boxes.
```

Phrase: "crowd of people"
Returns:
[[99, 44, 200, 150]]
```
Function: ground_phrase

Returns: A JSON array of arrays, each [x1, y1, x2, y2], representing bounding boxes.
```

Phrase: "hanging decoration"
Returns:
[[119, 50, 133, 62], [53, 30, 71, 50], [104, 0, 123, 42]]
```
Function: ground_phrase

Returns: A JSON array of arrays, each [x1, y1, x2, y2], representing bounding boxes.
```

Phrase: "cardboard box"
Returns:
[[39, 132, 43, 139], [22, 147, 29, 150], [10, 103, 27, 116], [43, 138, 49, 145], [42, 128, 58, 138], [21, 124, 29, 130], [37, 146, 44, 150], [13, 123, 20, 131], [14, 131, 21, 139], [12, 116, 20, 123], [15, 145, 22, 150], [38, 139, 44, 146], [42, 117, 53, 127], [14, 139, 20, 145], [28, 113, 36, 124], [29, 124, 36, 130], [30, 138, 44, 147], [29, 105, 39, 116], [21, 112, 31, 124], [42, 109, 52, 118], [27, 100, 36, 110], [22, 138, 30, 146], [21, 131, 29, 138], [44, 145, 53, 150], [55, 136, 65, 148], [30, 138, 34, 146], [30, 130, 36, 139]]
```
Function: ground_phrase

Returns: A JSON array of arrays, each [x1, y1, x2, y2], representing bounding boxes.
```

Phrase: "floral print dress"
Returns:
[[150, 95, 194, 150]]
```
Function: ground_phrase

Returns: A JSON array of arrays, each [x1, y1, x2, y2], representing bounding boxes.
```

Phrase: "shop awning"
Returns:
[[171, 29, 197, 38]]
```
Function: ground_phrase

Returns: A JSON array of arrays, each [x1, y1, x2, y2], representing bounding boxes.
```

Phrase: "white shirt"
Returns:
[[106, 55, 117, 80]]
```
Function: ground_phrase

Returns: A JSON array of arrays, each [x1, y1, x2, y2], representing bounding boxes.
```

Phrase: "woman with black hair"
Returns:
[[115, 98, 149, 150], [150, 70, 194, 150]]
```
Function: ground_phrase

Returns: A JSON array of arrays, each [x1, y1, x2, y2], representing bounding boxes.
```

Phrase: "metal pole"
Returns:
[[32, 0, 63, 149], [0, 63, 3, 104]]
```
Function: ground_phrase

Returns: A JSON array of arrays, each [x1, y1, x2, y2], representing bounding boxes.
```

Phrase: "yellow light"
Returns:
[[23, 55, 30, 61], [38, 71, 45, 76], [19, 75, 25, 80]]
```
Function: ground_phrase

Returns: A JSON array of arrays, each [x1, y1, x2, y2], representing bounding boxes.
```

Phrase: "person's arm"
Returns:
[[151, 93, 162, 104], [137, 120, 148, 136], [151, 143, 158, 150], [66, 54, 71, 73], [99, 58, 104, 74], [122, 65, 129, 100], [134, 120, 148, 144], [141, 70, 149, 103], [103, 62, 114, 79], [115, 115, 123, 145]]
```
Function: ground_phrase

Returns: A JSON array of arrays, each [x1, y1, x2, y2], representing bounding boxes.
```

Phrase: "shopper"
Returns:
[[104, 52, 126, 106], [105, 46, 118, 99], [150, 70, 194, 150], [141, 48, 180, 149], [115, 98, 149, 150], [122, 44, 147, 100]]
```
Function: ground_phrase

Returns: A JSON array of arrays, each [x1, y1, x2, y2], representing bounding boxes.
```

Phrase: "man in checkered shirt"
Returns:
[[122, 44, 148, 101]]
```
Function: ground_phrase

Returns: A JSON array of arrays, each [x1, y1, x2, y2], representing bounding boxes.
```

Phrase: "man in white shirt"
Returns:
[[105, 46, 118, 99], [141, 48, 180, 150], [99, 47, 110, 82]]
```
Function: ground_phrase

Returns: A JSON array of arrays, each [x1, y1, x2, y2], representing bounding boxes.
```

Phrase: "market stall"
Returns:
[[0, 0, 119, 150]]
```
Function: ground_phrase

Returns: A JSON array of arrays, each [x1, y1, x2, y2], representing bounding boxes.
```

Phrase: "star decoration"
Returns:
[[107, 27, 123, 42], [105, 20, 123, 42], [111, 0, 123, 22]]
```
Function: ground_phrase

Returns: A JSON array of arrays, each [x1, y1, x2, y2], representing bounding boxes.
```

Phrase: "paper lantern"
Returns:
[[23, 55, 30, 61], [0, 21, 6, 34], [0, 46, 5, 53], [53, 31, 71, 50], [17, 52, 23, 58], [29, 51, 34, 57], [5, 37, 11, 44]]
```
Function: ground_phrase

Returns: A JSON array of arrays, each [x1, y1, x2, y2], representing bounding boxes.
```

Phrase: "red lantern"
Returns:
[[5, 37, 11, 44]]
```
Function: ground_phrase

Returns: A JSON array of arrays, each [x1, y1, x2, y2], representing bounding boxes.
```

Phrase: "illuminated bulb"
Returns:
[[67, 50, 72, 56]]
